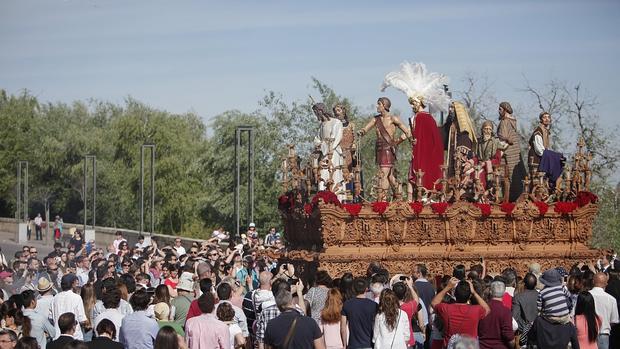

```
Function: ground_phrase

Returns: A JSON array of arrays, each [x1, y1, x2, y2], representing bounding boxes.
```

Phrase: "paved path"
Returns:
[[0, 230, 55, 261]]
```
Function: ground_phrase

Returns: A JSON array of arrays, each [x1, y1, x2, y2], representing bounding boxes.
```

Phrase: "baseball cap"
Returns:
[[249, 223, 256, 227]]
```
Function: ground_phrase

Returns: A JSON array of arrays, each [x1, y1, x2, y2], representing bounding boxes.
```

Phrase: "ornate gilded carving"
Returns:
[[281, 201, 600, 277]]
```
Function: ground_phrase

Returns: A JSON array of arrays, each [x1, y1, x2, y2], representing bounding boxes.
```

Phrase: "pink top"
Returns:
[[574, 315, 600, 349], [185, 313, 230, 349], [320, 321, 344, 349]]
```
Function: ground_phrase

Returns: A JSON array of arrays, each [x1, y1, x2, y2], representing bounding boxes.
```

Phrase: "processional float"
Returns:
[[268, 62, 601, 279]]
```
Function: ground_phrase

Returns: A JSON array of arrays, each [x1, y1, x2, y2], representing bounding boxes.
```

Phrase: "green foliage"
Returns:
[[1, 77, 618, 244], [591, 183, 620, 251]]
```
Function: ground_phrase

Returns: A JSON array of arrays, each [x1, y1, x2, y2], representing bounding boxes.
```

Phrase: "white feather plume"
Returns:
[[380, 61, 451, 113]]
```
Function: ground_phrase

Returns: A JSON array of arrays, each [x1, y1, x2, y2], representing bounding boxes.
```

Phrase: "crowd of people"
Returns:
[[0, 225, 619, 349]]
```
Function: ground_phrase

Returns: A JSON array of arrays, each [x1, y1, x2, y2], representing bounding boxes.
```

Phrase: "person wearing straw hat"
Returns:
[[34, 277, 55, 321]]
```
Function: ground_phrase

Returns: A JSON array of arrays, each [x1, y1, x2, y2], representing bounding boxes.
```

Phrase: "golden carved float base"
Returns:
[[280, 201, 601, 277]]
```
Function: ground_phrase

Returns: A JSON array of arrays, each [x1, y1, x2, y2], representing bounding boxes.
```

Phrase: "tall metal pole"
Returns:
[[140, 146, 144, 236], [93, 157, 96, 228], [16, 163, 21, 221], [140, 145, 155, 236], [150, 146, 155, 236], [83, 156, 96, 232], [234, 126, 254, 238], [250, 129, 254, 223], [16, 161, 29, 222], [84, 158, 87, 232], [235, 128, 241, 237]]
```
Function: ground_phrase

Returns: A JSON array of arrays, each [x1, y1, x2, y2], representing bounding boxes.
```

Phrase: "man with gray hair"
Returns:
[[477, 281, 515, 349], [264, 289, 324, 349]]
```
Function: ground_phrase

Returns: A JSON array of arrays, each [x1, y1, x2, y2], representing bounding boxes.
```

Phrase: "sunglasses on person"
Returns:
[[209, 252, 219, 257], [122, 264, 131, 268], [190, 250, 198, 255]]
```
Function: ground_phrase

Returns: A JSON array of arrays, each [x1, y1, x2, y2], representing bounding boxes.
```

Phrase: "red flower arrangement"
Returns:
[[311, 190, 341, 207], [371, 201, 390, 214], [409, 201, 424, 215], [533, 201, 549, 216], [343, 203, 363, 217], [575, 191, 598, 207], [277, 193, 296, 212], [500, 202, 516, 216], [476, 203, 491, 217], [304, 203, 314, 215], [431, 202, 450, 215], [554, 201, 578, 215]]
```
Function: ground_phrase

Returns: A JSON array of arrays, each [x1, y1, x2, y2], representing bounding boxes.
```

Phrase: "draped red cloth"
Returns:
[[409, 111, 444, 190]]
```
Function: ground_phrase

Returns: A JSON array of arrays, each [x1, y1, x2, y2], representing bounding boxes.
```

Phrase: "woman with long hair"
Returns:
[[155, 325, 186, 349], [152, 284, 174, 321], [373, 289, 409, 349], [320, 288, 345, 349], [59, 252, 69, 274], [339, 273, 355, 302], [164, 264, 179, 298], [117, 241, 130, 258], [1, 308, 31, 339], [573, 291, 600, 349], [81, 283, 96, 341], [305, 270, 332, 324], [392, 281, 425, 348]]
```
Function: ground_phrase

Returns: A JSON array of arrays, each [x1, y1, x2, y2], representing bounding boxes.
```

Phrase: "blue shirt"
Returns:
[[236, 268, 259, 290], [119, 310, 159, 349], [23, 308, 56, 349]]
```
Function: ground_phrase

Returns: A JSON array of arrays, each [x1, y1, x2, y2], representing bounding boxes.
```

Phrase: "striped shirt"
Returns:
[[537, 285, 573, 318]]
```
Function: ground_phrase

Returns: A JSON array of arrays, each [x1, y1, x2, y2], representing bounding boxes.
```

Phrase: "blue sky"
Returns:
[[1, 0, 619, 131]]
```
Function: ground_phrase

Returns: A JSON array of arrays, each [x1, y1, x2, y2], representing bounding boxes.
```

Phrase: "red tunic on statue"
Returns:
[[409, 111, 444, 190]]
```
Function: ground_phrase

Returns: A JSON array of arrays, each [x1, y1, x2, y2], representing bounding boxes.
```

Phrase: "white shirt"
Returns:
[[533, 134, 546, 156], [372, 309, 410, 349], [35, 294, 54, 320], [51, 290, 87, 339], [76, 268, 89, 286], [227, 323, 242, 349], [174, 245, 186, 256], [34, 216, 43, 226], [93, 308, 124, 340], [589, 286, 620, 334], [215, 300, 249, 337]]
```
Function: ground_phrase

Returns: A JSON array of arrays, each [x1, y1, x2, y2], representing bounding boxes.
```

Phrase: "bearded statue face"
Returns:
[[334, 105, 345, 119], [482, 125, 493, 140]]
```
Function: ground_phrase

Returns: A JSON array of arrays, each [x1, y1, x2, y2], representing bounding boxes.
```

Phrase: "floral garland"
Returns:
[[500, 202, 516, 216], [311, 191, 341, 207], [431, 202, 450, 215], [554, 201, 578, 215], [409, 201, 424, 215], [533, 201, 549, 216], [476, 203, 491, 217], [371, 201, 390, 214], [575, 191, 598, 208], [342, 203, 363, 217]]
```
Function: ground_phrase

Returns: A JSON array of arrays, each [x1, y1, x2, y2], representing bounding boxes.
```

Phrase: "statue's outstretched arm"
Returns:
[[358, 118, 376, 137]]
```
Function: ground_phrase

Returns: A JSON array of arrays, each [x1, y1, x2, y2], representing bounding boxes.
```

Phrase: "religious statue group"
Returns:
[[309, 62, 566, 203]]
